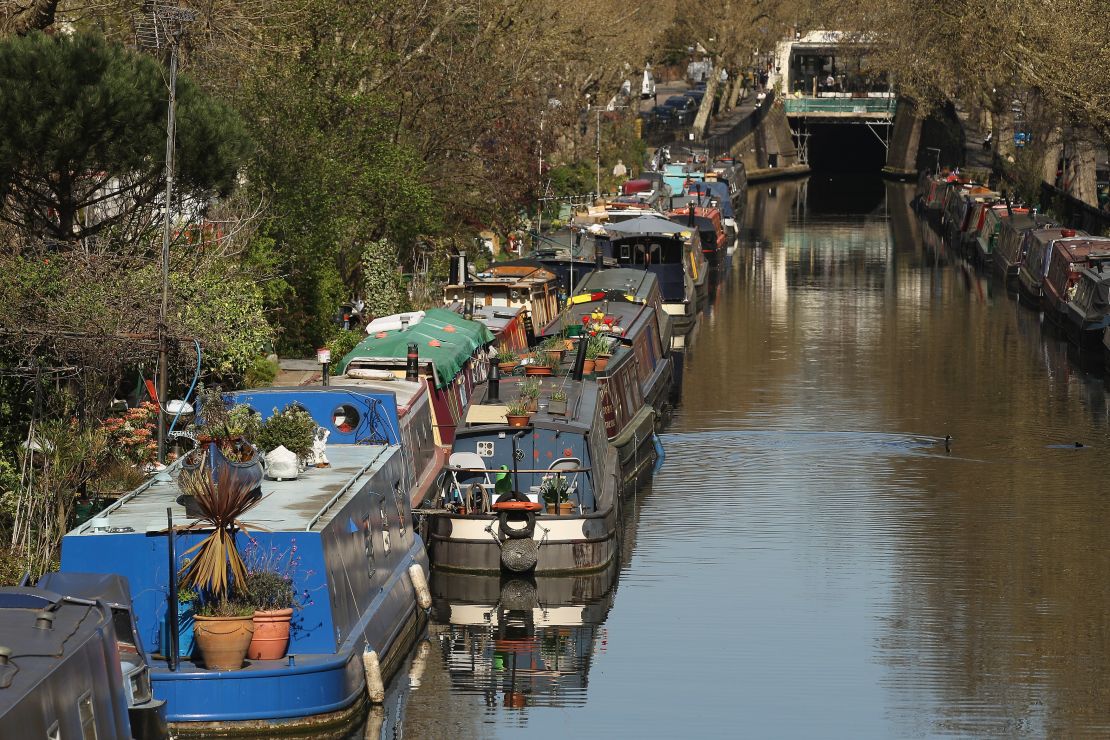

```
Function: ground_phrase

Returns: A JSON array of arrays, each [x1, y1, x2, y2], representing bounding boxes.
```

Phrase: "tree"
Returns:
[[0, 31, 250, 245]]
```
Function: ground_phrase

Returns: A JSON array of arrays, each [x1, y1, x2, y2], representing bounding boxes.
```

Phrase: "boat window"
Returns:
[[393, 482, 407, 537], [380, 503, 391, 555], [79, 692, 97, 739], [332, 404, 361, 433], [363, 518, 375, 580], [112, 608, 138, 654]]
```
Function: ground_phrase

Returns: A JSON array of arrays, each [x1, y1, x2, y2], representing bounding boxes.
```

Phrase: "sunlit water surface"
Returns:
[[372, 176, 1110, 739]]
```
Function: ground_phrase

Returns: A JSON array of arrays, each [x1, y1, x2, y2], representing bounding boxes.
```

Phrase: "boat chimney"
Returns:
[[571, 332, 588, 381], [687, 203, 696, 227], [34, 610, 54, 630], [448, 251, 468, 286], [595, 242, 605, 269], [406, 343, 419, 382], [488, 361, 500, 402]]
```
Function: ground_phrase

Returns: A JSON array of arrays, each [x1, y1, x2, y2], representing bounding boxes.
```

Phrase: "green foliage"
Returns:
[[256, 404, 316, 458], [361, 238, 410, 319], [327, 330, 365, 371], [0, 31, 250, 242], [195, 597, 255, 618], [243, 356, 279, 388], [506, 399, 530, 416], [540, 475, 570, 504]]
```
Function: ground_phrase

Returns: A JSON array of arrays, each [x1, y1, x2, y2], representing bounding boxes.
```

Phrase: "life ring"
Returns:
[[498, 510, 536, 540], [492, 500, 543, 512]]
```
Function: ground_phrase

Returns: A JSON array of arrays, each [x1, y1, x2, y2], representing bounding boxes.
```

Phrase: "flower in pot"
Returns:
[[540, 475, 573, 515], [505, 399, 531, 428], [243, 566, 296, 661], [588, 335, 612, 371], [178, 463, 263, 671], [496, 348, 520, 374], [256, 404, 318, 479], [180, 387, 264, 511], [548, 389, 568, 415], [519, 378, 541, 411]]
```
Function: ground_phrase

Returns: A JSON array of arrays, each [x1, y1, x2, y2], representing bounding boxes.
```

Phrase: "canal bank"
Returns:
[[379, 174, 1110, 738]]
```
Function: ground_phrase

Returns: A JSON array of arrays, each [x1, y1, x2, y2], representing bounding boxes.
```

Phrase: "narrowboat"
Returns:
[[686, 180, 740, 252], [600, 214, 707, 331], [448, 302, 532, 356], [0, 574, 167, 739], [336, 307, 494, 446], [428, 565, 616, 713], [58, 389, 431, 734], [1041, 235, 1110, 324], [546, 270, 674, 419], [1063, 266, 1110, 350], [443, 255, 562, 332], [974, 204, 1029, 267], [668, 202, 728, 270], [1017, 227, 1088, 307], [423, 341, 659, 576], [992, 213, 1047, 289]]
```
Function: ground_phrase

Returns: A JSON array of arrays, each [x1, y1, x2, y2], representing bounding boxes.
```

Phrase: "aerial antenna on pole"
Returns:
[[136, 3, 197, 464]]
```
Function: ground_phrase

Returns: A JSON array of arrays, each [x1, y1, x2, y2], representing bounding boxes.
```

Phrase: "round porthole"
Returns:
[[332, 404, 360, 433]]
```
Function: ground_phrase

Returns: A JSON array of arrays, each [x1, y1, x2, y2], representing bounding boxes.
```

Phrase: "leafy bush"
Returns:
[[243, 355, 279, 388], [256, 404, 316, 458], [327, 329, 364, 371], [195, 597, 255, 618]]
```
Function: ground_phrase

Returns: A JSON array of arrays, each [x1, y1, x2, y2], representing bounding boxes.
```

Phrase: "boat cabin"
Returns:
[[1043, 236, 1110, 316], [443, 257, 561, 332]]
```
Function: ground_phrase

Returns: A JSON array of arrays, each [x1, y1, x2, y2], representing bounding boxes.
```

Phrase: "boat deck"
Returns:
[[70, 444, 397, 536]]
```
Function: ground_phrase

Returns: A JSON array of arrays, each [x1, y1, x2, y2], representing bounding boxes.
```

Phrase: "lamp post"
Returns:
[[317, 347, 332, 386]]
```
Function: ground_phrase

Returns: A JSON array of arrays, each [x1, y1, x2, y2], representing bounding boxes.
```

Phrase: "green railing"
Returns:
[[784, 96, 897, 116]]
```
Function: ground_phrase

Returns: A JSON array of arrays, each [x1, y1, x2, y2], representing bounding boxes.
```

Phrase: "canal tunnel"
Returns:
[[797, 122, 889, 173]]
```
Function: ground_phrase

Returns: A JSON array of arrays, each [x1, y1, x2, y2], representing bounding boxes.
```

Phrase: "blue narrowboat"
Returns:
[[57, 386, 431, 735]]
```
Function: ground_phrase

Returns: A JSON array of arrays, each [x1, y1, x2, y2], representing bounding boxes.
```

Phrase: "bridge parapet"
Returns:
[[784, 95, 897, 120]]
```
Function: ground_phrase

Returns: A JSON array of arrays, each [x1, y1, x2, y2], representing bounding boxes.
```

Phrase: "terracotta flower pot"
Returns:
[[545, 502, 575, 515], [498, 361, 518, 374], [506, 414, 530, 428], [525, 365, 553, 376], [582, 359, 596, 375], [525, 398, 538, 413], [194, 614, 255, 671], [247, 608, 293, 660], [594, 356, 609, 371]]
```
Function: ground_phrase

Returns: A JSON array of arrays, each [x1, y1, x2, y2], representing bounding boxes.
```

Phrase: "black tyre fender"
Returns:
[[498, 510, 536, 540]]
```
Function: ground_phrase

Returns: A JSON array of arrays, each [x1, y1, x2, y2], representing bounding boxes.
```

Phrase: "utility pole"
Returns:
[[143, 3, 196, 463]]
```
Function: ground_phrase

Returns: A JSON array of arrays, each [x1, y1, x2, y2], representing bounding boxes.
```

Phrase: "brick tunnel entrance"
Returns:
[[797, 122, 889, 172]]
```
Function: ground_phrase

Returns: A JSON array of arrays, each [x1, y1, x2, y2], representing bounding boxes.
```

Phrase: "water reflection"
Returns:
[[385, 176, 1110, 738]]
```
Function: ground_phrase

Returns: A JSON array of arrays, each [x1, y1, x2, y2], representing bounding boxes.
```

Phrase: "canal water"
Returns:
[[379, 176, 1110, 738]]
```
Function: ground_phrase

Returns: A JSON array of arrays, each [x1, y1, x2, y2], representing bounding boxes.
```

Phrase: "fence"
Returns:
[[1040, 182, 1110, 236], [704, 90, 776, 159]]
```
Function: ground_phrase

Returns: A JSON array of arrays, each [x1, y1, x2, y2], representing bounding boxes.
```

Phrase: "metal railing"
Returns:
[[783, 96, 896, 116], [704, 90, 776, 159]]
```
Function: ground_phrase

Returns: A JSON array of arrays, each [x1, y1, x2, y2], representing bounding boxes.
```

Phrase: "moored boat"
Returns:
[[1041, 235, 1110, 324], [974, 204, 1029, 267], [0, 574, 167, 739], [443, 255, 562, 332], [1063, 266, 1110, 350], [424, 337, 658, 576], [58, 394, 430, 734], [992, 213, 1048, 289], [1017, 227, 1087, 308]]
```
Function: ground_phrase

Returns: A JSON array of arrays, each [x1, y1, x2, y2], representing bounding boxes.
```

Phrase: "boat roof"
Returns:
[[463, 375, 598, 435], [1028, 227, 1089, 246], [604, 215, 687, 237], [1054, 236, 1110, 257], [336, 307, 493, 387], [443, 301, 523, 338], [64, 444, 400, 536], [574, 267, 659, 299], [542, 296, 656, 340], [445, 264, 558, 291], [0, 590, 111, 708]]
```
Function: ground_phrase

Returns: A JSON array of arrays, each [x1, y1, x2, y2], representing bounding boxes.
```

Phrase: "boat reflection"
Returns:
[[428, 564, 617, 713]]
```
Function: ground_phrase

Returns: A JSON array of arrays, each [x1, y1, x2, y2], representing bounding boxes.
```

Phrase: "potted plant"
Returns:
[[540, 475, 573, 515], [505, 399, 531, 428], [496, 348, 520, 375], [180, 387, 263, 511], [519, 378, 541, 411], [548, 389, 568, 415], [244, 564, 296, 661], [178, 463, 263, 671], [161, 584, 198, 660], [589, 335, 612, 372], [525, 350, 557, 376], [256, 404, 318, 479]]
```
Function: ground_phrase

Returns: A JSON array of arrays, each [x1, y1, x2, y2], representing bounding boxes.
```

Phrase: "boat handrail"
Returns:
[[305, 447, 388, 531], [445, 466, 591, 474]]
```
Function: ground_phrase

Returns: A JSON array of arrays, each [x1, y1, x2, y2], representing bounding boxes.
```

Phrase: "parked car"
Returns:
[[647, 105, 676, 127], [664, 96, 697, 124], [684, 90, 706, 107]]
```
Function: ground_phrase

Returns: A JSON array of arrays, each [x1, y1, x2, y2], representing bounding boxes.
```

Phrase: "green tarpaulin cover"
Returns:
[[335, 308, 494, 387]]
